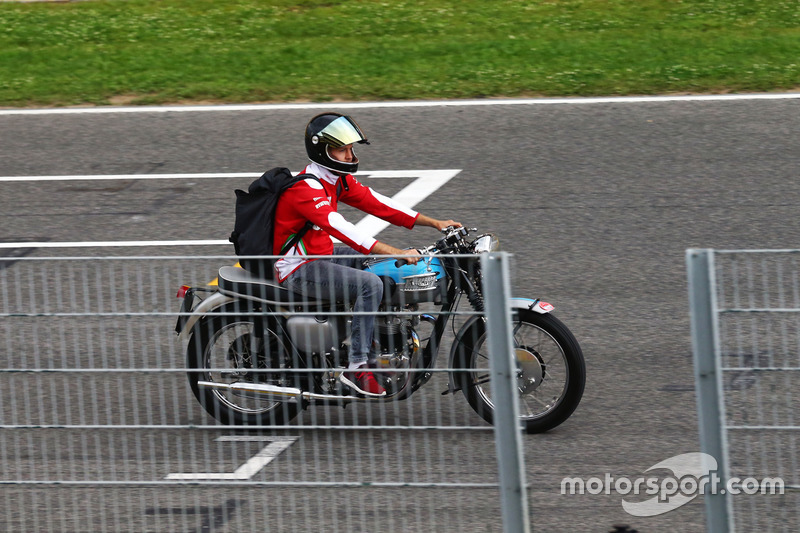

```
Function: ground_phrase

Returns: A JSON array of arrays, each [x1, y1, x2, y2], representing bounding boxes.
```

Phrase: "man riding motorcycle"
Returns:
[[272, 112, 460, 397]]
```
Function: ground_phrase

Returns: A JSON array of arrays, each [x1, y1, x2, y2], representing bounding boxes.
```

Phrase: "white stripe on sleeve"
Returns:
[[327, 212, 377, 251], [368, 188, 418, 218]]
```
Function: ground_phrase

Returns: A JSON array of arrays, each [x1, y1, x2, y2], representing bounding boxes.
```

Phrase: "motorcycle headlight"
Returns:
[[473, 234, 499, 253]]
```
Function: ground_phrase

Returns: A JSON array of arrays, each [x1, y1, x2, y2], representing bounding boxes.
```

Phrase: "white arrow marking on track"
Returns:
[[164, 436, 299, 480]]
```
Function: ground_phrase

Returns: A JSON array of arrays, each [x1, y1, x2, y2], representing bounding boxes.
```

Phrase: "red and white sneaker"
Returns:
[[339, 368, 386, 397]]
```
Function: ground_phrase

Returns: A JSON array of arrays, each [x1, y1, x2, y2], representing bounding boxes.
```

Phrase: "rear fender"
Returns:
[[177, 291, 235, 341]]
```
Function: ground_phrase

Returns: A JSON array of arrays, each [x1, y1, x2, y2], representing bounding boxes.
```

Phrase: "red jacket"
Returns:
[[273, 163, 419, 281]]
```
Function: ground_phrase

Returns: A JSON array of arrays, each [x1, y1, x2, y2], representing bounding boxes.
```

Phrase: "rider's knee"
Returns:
[[364, 271, 384, 299]]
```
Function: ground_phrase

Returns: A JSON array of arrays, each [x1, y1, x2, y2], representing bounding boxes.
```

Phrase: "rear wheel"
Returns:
[[186, 315, 301, 426], [454, 310, 585, 433]]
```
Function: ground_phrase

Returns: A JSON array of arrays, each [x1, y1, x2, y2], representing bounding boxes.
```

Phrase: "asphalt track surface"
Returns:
[[2, 96, 799, 532]]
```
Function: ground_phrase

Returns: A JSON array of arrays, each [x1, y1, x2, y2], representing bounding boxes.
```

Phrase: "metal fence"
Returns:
[[0, 252, 529, 532], [688, 249, 800, 532]]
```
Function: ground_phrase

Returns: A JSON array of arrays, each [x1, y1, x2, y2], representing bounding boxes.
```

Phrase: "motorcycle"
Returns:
[[175, 226, 585, 433]]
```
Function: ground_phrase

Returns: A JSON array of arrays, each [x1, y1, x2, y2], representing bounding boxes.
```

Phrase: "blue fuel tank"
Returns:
[[364, 257, 446, 305]]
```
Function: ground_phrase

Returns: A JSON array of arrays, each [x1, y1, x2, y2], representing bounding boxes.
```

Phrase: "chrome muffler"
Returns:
[[198, 380, 361, 402]]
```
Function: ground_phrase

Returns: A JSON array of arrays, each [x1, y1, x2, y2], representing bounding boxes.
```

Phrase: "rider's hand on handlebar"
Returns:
[[415, 214, 462, 232], [398, 248, 422, 265], [434, 219, 462, 232], [373, 241, 422, 266]]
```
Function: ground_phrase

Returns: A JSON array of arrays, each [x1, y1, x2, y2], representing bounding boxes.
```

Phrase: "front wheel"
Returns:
[[454, 310, 585, 434]]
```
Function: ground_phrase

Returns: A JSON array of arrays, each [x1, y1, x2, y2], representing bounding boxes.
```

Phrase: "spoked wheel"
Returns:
[[454, 310, 585, 433], [186, 315, 301, 426]]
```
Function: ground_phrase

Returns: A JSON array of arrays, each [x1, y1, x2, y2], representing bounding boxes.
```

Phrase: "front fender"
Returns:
[[511, 297, 554, 314], [445, 297, 553, 392]]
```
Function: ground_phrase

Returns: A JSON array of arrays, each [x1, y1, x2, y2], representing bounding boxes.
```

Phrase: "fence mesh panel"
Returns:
[[692, 250, 800, 532], [1, 254, 528, 532]]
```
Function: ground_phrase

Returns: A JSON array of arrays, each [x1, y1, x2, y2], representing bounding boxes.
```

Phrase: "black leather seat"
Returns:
[[217, 266, 327, 306]]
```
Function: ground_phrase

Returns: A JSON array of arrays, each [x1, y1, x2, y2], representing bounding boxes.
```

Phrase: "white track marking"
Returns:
[[165, 436, 298, 480], [0, 240, 226, 249], [1, 93, 798, 116], [0, 169, 459, 183], [0, 172, 260, 182], [0, 169, 461, 248], [351, 169, 461, 238]]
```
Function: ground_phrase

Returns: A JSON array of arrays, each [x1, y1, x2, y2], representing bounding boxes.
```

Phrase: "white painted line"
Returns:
[[216, 436, 299, 442], [165, 436, 298, 480], [0, 172, 259, 182], [0, 169, 461, 248], [0, 169, 461, 183], [0, 240, 228, 249], [1, 93, 799, 116]]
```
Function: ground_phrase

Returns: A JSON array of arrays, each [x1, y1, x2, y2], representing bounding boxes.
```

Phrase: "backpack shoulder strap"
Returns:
[[295, 172, 320, 185], [278, 221, 314, 255], [335, 174, 350, 197], [277, 172, 321, 255]]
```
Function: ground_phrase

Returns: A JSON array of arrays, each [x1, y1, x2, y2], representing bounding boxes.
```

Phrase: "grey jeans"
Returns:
[[281, 246, 383, 365]]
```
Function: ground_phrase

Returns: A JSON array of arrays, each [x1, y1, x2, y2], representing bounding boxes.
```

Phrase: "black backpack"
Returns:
[[229, 167, 320, 278]]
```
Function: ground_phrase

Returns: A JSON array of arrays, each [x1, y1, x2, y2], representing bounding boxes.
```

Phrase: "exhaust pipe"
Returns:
[[198, 380, 362, 402]]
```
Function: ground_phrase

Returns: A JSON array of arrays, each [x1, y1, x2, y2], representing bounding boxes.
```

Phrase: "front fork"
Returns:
[[443, 295, 555, 396], [405, 313, 443, 394]]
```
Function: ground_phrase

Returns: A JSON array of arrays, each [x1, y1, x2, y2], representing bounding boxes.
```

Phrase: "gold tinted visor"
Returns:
[[317, 116, 369, 148]]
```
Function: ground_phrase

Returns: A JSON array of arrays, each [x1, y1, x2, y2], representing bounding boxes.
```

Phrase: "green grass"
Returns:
[[0, 0, 798, 107]]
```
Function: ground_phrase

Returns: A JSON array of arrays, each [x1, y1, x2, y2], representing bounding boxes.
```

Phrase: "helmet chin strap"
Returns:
[[321, 146, 359, 175], [309, 158, 356, 178]]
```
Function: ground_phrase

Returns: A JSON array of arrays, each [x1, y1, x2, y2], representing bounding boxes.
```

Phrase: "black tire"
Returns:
[[454, 310, 585, 434], [186, 314, 301, 426]]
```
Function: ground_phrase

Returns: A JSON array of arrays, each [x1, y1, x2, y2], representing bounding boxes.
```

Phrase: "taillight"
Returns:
[[176, 285, 191, 299]]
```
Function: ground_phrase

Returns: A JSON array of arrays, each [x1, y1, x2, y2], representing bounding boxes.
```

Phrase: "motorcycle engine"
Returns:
[[373, 316, 418, 375]]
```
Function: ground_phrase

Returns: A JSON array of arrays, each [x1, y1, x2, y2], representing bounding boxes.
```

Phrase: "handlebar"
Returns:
[[395, 248, 423, 267], [441, 225, 472, 236], [394, 227, 477, 266]]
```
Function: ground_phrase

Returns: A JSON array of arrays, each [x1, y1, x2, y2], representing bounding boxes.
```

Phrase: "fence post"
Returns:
[[483, 251, 531, 533], [686, 249, 733, 533]]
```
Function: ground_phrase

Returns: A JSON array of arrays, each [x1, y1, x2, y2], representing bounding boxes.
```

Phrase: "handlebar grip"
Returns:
[[395, 248, 423, 267]]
